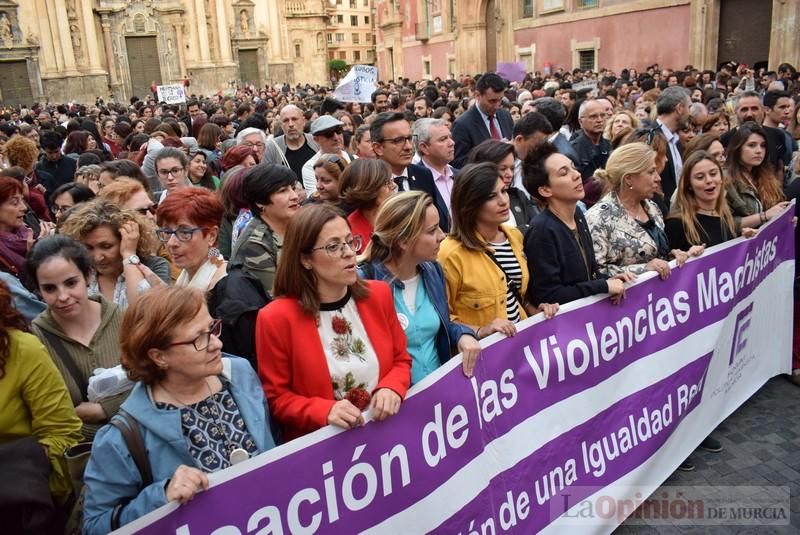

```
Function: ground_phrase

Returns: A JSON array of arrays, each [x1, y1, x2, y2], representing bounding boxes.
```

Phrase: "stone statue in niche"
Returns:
[[0, 12, 13, 49], [495, 8, 504, 33], [316, 32, 323, 51], [66, 0, 77, 18], [240, 10, 249, 34], [70, 24, 82, 53]]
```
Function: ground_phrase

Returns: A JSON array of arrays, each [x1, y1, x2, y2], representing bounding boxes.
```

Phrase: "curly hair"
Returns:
[[120, 285, 206, 384], [3, 135, 39, 171], [58, 198, 160, 257], [0, 280, 30, 378]]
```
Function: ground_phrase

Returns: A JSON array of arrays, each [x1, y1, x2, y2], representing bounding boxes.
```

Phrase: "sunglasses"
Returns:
[[135, 204, 157, 216], [319, 128, 343, 138]]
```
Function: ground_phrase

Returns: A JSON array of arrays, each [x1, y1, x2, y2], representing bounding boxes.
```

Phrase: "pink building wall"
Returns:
[[514, 5, 691, 73], [401, 40, 456, 80]]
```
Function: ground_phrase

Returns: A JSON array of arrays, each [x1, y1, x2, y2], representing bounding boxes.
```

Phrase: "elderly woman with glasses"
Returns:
[[82, 286, 275, 534], [257, 203, 411, 441], [157, 187, 226, 292]]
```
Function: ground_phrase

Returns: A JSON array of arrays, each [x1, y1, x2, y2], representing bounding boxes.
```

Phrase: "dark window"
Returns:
[[579, 50, 595, 71], [522, 0, 533, 17], [576, 0, 599, 7]]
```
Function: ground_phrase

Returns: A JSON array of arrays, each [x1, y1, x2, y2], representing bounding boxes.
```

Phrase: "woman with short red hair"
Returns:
[[219, 144, 257, 176], [156, 187, 226, 292]]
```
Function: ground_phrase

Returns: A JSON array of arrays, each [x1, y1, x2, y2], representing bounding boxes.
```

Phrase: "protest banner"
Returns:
[[333, 65, 378, 103], [156, 84, 187, 104], [116, 207, 795, 535]]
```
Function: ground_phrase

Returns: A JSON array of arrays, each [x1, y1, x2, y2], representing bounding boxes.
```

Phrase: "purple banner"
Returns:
[[124, 208, 795, 535]]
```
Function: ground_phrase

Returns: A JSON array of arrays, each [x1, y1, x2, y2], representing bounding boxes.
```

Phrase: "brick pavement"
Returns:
[[615, 376, 800, 534]]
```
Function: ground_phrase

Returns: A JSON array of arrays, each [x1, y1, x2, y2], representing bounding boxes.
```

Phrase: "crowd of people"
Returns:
[[1, 59, 799, 533]]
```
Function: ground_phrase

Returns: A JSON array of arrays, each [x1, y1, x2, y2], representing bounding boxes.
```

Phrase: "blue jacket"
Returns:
[[359, 260, 476, 367], [82, 357, 275, 535]]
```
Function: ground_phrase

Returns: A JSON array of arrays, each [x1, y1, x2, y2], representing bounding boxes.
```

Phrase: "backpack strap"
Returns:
[[108, 409, 153, 530], [38, 328, 88, 402]]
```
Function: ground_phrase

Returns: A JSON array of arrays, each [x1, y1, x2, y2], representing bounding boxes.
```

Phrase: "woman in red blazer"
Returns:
[[256, 203, 411, 441]]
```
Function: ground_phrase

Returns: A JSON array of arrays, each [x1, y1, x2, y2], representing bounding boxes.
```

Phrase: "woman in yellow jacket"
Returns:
[[0, 279, 82, 526], [438, 162, 557, 339]]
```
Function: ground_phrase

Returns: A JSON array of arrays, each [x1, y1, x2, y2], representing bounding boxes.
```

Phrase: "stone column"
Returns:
[[769, 0, 800, 70], [194, 0, 210, 63], [688, 0, 720, 71], [216, 0, 233, 62], [175, 23, 187, 78], [80, 0, 103, 71], [53, 0, 78, 72], [100, 18, 117, 86]]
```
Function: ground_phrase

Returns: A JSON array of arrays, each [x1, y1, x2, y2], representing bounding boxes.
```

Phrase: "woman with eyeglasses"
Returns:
[[82, 286, 275, 534], [154, 147, 191, 203], [157, 187, 227, 293], [230, 164, 300, 296], [48, 182, 95, 223], [58, 199, 168, 309], [257, 203, 411, 441], [339, 158, 397, 254], [27, 236, 127, 441]]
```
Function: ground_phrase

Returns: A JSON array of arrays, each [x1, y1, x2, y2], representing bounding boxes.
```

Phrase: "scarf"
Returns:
[[0, 226, 28, 276], [175, 257, 226, 292]]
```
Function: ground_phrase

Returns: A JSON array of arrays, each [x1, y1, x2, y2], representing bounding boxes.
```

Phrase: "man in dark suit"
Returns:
[[371, 112, 450, 231], [451, 72, 513, 168], [181, 99, 202, 135], [653, 86, 691, 207]]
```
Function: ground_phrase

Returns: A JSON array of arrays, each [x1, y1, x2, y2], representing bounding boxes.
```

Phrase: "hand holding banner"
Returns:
[[115, 206, 795, 535]]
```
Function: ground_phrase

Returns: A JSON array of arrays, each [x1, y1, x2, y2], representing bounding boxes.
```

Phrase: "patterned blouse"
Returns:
[[156, 384, 258, 472]]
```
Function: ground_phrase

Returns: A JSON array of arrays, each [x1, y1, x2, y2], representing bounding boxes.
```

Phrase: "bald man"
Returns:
[[262, 104, 319, 181]]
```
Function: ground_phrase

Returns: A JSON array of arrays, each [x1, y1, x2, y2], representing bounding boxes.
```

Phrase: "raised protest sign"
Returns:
[[156, 84, 187, 104], [333, 65, 378, 103], [116, 207, 795, 534]]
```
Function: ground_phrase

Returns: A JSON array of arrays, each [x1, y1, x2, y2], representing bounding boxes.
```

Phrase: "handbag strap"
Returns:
[[109, 409, 153, 531], [485, 250, 524, 306], [38, 328, 88, 402]]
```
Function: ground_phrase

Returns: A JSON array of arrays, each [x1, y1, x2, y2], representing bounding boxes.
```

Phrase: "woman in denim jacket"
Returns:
[[359, 191, 481, 383], [82, 287, 275, 534]]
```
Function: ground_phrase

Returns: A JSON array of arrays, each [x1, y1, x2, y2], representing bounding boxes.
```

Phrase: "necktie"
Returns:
[[488, 115, 500, 140], [394, 176, 406, 192]]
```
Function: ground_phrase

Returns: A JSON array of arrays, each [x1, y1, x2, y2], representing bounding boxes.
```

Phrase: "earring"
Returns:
[[627, 182, 633, 190], [208, 247, 221, 259]]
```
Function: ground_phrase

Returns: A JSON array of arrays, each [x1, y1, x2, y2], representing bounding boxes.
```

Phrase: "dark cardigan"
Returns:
[[524, 208, 608, 306]]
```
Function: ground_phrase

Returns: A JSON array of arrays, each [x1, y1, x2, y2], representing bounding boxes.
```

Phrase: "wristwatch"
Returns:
[[123, 254, 141, 266]]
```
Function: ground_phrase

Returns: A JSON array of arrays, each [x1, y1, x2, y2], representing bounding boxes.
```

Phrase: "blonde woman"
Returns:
[[586, 143, 702, 279], [359, 191, 481, 383], [604, 110, 640, 141]]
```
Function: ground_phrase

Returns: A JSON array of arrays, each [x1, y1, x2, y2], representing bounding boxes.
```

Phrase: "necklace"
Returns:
[[159, 379, 250, 465], [697, 207, 718, 216]]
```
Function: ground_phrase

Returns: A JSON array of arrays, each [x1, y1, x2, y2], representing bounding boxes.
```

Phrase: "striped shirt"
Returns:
[[489, 239, 522, 323]]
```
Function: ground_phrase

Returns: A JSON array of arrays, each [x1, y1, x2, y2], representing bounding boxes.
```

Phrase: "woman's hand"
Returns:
[[371, 388, 402, 421], [607, 278, 626, 304], [23, 226, 34, 252], [741, 227, 758, 238], [477, 318, 516, 339], [136, 263, 166, 287], [327, 399, 364, 429], [166, 465, 209, 504], [457, 334, 482, 377], [765, 201, 791, 222], [611, 271, 637, 284], [119, 221, 140, 259], [646, 258, 671, 279], [75, 402, 107, 423], [537, 302, 559, 319], [38, 221, 55, 239]]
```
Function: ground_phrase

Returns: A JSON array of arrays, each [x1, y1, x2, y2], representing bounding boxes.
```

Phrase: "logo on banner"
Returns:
[[729, 303, 753, 365]]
